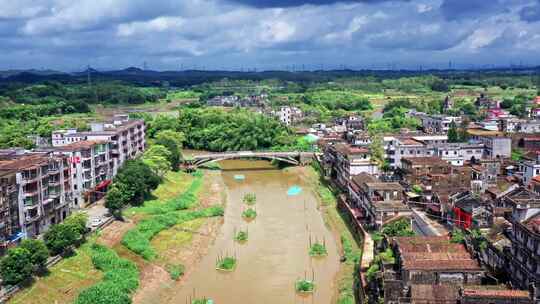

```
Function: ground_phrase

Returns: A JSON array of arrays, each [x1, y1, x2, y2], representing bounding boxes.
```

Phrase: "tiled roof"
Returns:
[[54, 140, 108, 151], [351, 173, 377, 187], [402, 157, 449, 166], [462, 287, 530, 299], [411, 284, 459, 302], [0, 154, 49, 171], [395, 236, 482, 272], [334, 143, 369, 155], [364, 182, 403, 191]]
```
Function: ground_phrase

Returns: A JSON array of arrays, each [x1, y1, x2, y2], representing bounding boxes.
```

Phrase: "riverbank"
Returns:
[[293, 165, 363, 304], [7, 170, 226, 304]]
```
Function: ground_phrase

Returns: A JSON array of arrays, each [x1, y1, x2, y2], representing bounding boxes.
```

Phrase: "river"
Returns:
[[168, 160, 340, 304]]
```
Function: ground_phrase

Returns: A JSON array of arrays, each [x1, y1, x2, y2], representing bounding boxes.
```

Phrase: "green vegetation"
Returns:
[[178, 108, 293, 152], [242, 208, 257, 220], [366, 263, 380, 282], [166, 263, 185, 280], [512, 147, 525, 161], [243, 193, 257, 205], [234, 230, 249, 242], [122, 207, 224, 260], [411, 185, 423, 194], [192, 298, 212, 304], [43, 213, 88, 255], [451, 229, 466, 244], [380, 218, 415, 237], [216, 256, 237, 271], [295, 279, 315, 293], [309, 242, 328, 257], [74, 244, 139, 304], [105, 159, 161, 218], [134, 171, 203, 215], [0, 247, 34, 285], [20, 239, 49, 271], [341, 234, 361, 264]]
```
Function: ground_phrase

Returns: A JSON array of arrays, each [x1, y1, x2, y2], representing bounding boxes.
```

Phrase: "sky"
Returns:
[[1, 0, 540, 71]]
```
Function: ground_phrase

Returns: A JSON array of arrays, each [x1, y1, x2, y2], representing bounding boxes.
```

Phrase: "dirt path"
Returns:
[[97, 219, 135, 247]]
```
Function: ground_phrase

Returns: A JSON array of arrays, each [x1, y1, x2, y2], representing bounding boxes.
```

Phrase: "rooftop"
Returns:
[[394, 236, 482, 272], [0, 154, 50, 171], [402, 157, 449, 167], [462, 286, 530, 299], [334, 143, 369, 155], [54, 140, 109, 152], [351, 172, 377, 187], [411, 284, 459, 302]]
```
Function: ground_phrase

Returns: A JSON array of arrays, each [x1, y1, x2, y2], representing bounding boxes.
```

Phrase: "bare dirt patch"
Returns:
[[96, 219, 135, 248]]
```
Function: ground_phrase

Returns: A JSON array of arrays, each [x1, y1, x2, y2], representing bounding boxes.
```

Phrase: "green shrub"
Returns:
[[234, 230, 248, 242], [341, 234, 360, 264], [122, 207, 224, 260], [192, 299, 211, 304], [242, 208, 257, 220], [74, 244, 139, 304], [166, 264, 185, 280], [295, 279, 315, 293], [0, 247, 33, 285], [216, 257, 237, 271], [242, 193, 256, 205], [309, 243, 328, 257], [138, 174, 203, 215]]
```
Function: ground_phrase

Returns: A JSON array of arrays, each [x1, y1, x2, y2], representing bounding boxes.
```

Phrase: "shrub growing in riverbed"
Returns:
[[309, 243, 328, 257], [123, 206, 225, 260], [242, 193, 256, 205], [74, 244, 139, 304], [166, 263, 185, 280], [234, 230, 248, 242], [295, 279, 315, 293], [216, 256, 237, 271], [192, 298, 212, 304], [242, 208, 257, 220]]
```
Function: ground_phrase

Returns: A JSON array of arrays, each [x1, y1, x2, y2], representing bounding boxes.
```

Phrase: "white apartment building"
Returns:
[[52, 141, 113, 207], [51, 115, 146, 176], [277, 106, 302, 126]]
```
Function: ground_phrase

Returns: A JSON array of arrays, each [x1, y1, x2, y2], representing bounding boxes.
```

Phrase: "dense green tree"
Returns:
[[154, 130, 184, 170], [142, 145, 172, 177], [20, 239, 49, 270], [105, 185, 130, 219], [0, 247, 33, 285], [448, 121, 459, 143], [43, 223, 79, 255]]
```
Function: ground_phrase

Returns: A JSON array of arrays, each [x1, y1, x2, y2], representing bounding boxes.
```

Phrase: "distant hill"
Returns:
[[0, 66, 538, 86]]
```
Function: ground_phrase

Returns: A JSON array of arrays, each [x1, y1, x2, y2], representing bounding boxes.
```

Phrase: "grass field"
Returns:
[[8, 239, 103, 304]]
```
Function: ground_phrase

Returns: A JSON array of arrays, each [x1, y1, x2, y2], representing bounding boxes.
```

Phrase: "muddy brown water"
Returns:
[[167, 160, 340, 304]]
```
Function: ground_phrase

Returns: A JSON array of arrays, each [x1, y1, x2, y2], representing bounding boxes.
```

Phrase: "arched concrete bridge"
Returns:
[[183, 151, 318, 168]]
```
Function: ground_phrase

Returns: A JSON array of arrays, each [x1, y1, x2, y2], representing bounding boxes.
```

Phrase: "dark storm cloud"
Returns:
[[520, 1, 540, 22], [227, 0, 405, 8], [439, 0, 508, 20]]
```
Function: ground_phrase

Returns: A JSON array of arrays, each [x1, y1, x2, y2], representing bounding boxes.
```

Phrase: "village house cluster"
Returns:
[[0, 115, 145, 249], [317, 94, 540, 303]]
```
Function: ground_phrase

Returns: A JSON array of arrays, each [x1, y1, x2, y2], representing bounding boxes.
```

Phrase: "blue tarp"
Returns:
[[234, 174, 245, 180], [287, 186, 302, 196]]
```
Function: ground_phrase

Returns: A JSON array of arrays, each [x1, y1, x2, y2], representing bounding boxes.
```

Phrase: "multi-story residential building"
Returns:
[[276, 106, 302, 126], [323, 143, 379, 189], [348, 173, 409, 229], [508, 203, 540, 301], [476, 136, 512, 159], [400, 157, 452, 185], [52, 129, 84, 147], [419, 114, 462, 134], [50, 141, 113, 207], [0, 154, 72, 239], [0, 170, 21, 251], [52, 115, 146, 176]]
